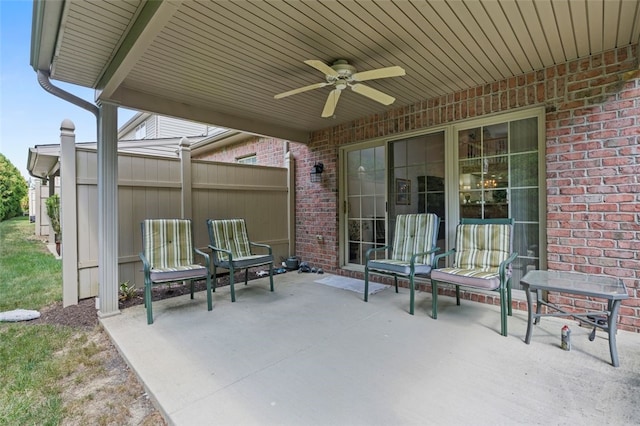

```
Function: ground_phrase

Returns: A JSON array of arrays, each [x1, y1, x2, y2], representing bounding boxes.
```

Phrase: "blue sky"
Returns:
[[1, 1, 136, 179]]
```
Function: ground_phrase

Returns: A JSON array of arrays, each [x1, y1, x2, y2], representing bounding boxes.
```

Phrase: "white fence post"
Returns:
[[60, 119, 78, 307], [34, 179, 42, 236], [60, 119, 79, 307], [179, 137, 192, 220]]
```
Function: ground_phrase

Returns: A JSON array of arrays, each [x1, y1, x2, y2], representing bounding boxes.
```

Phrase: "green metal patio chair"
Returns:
[[430, 218, 517, 336], [206, 218, 274, 302], [364, 213, 440, 315], [139, 219, 212, 325]]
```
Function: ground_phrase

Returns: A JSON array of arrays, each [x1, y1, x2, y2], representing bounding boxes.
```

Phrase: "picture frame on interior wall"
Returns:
[[396, 178, 411, 205]]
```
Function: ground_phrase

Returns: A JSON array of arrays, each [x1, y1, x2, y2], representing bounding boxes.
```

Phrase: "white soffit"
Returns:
[[42, 0, 640, 141]]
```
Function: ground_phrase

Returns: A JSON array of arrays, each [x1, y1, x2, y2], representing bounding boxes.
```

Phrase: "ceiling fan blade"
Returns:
[[351, 83, 396, 105], [321, 89, 341, 118], [352, 66, 405, 82], [274, 82, 330, 99], [304, 60, 339, 78]]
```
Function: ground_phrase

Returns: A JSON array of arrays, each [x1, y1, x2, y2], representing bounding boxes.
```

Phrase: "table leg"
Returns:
[[608, 299, 622, 367], [524, 284, 534, 344], [534, 289, 542, 325]]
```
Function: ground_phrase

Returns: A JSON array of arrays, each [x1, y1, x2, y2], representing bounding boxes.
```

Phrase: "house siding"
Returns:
[[120, 115, 210, 140], [156, 116, 208, 138], [146, 116, 157, 138], [294, 44, 639, 332]]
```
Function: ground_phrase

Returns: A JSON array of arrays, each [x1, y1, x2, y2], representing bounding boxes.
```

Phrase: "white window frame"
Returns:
[[237, 154, 257, 165], [135, 122, 146, 140]]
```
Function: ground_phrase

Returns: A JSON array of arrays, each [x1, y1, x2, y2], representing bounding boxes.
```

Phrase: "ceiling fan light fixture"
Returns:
[[274, 59, 406, 117]]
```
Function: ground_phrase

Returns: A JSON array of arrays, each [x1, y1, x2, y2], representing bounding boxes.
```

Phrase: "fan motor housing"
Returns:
[[331, 59, 356, 77]]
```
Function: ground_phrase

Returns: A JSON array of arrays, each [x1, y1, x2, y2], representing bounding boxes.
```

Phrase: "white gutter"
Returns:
[[190, 130, 255, 155], [37, 70, 99, 118], [30, 0, 64, 73], [29, 71, 99, 181]]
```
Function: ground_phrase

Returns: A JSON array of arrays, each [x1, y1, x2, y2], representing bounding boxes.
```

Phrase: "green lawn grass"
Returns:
[[0, 217, 73, 425], [0, 217, 62, 311]]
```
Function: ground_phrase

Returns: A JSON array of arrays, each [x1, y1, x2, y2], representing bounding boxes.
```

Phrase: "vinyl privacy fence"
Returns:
[[64, 144, 292, 301]]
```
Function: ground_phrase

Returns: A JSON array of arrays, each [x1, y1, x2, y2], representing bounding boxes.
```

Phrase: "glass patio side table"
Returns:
[[520, 270, 629, 367]]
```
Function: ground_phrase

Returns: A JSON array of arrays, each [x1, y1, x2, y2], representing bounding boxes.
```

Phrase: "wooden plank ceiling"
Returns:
[[46, 0, 640, 142]]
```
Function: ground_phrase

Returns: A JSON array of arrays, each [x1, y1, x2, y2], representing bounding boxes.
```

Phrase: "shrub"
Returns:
[[119, 281, 137, 301], [0, 154, 28, 221], [45, 194, 61, 240]]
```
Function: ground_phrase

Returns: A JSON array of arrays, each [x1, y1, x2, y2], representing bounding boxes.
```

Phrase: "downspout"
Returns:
[[37, 70, 99, 118], [35, 68, 98, 216], [36, 69, 99, 308]]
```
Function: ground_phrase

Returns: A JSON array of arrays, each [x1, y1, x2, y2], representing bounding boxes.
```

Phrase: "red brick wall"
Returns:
[[544, 48, 640, 331], [195, 45, 640, 332], [288, 142, 337, 268], [299, 44, 639, 332], [195, 137, 289, 166]]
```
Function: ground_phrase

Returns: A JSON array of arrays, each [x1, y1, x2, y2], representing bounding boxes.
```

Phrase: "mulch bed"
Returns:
[[28, 297, 100, 329], [28, 273, 255, 329]]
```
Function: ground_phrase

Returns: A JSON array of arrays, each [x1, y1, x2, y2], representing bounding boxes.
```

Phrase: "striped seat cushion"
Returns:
[[431, 223, 511, 290], [143, 219, 205, 281], [367, 259, 433, 276], [391, 214, 439, 264], [368, 213, 438, 275], [454, 223, 511, 270], [150, 265, 208, 282], [208, 219, 253, 261], [431, 267, 501, 290]]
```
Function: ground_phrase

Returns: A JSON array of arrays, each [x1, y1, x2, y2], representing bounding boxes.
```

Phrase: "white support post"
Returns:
[[179, 137, 192, 219], [60, 119, 79, 307], [285, 150, 295, 256], [97, 102, 120, 318]]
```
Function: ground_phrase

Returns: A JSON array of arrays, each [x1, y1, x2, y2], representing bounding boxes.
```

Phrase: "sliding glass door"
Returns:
[[342, 131, 446, 266], [341, 108, 544, 283]]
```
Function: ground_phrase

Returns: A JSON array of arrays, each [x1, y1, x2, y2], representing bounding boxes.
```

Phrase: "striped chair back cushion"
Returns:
[[453, 223, 511, 271], [391, 214, 439, 264], [208, 219, 252, 261], [143, 219, 194, 269]]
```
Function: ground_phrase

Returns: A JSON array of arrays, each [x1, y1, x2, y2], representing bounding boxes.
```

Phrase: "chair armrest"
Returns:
[[208, 245, 234, 262], [365, 245, 390, 262], [250, 241, 273, 255], [432, 248, 455, 268], [410, 246, 441, 265], [499, 251, 519, 282], [139, 252, 151, 273], [194, 248, 211, 268]]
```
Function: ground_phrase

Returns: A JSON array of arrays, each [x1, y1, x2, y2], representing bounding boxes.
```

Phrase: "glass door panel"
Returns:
[[346, 146, 386, 265], [458, 125, 509, 219], [457, 116, 542, 290], [389, 131, 446, 252]]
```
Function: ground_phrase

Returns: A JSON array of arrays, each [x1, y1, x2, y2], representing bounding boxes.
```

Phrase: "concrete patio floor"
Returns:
[[101, 273, 640, 425]]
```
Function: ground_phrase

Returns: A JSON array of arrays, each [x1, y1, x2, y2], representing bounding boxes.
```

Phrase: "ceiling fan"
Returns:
[[274, 59, 406, 118]]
